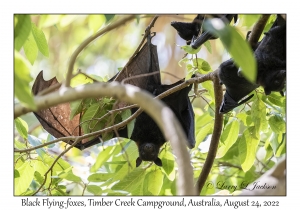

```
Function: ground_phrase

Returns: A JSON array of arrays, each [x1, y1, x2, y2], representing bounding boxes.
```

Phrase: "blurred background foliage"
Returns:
[[14, 14, 285, 196]]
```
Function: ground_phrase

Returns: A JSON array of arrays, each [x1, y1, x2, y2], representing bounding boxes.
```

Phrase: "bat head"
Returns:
[[220, 91, 254, 114], [259, 70, 286, 95], [171, 21, 199, 43], [136, 143, 162, 167]]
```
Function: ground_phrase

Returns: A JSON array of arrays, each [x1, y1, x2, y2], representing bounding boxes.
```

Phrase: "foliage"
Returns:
[[14, 14, 285, 196]]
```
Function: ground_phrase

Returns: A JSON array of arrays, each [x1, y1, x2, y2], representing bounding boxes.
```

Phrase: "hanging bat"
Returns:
[[219, 15, 286, 114], [32, 32, 195, 167], [171, 14, 238, 46]]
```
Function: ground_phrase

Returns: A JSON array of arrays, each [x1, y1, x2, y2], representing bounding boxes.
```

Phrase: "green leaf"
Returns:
[[251, 98, 267, 137], [195, 122, 213, 148], [14, 51, 36, 109], [15, 139, 26, 150], [27, 135, 46, 160], [267, 92, 285, 107], [15, 161, 35, 195], [181, 45, 201, 54], [53, 186, 67, 195], [142, 172, 153, 195], [55, 156, 72, 170], [220, 119, 239, 144], [90, 146, 114, 172], [276, 134, 286, 156], [121, 109, 135, 138], [58, 170, 82, 182], [14, 169, 20, 178], [203, 19, 256, 83], [23, 32, 38, 65], [111, 168, 146, 195], [34, 171, 44, 185], [81, 103, 101, 133], [236, 112, 248, 126], [70, 100, 83, 120], [161, 151, 175, 181], [88, 173, 113, 182], [15, 117, 28, 139], [203, 41, 212, 53], [193, 58, 212, 73], [241, 15, 261, 27], [195, 111, 213, 128], [202, 81, 214, 99], [238, 127, 260, 172], [270, 133, 285, 157], [104, 142, 138, 182], [178, 58, 189, 67], [264, 139, 274, 161], [70, 73, 93, 87], [269, 115, 286, 134], [31, 22, 49, 57], [146, 170, 164, 195], [217, 119, 239, 158], [88, 15, 105, 33], [105, 14, 115, 23], [33, 157, 54, 187], [14, 15, 31, 51], [87, 185, 102, 195]]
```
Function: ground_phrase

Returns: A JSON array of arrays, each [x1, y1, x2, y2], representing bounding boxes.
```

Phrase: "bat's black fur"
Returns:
[[254, 16, 286, 95], [219, 59, 258, 114], [131, 81, 194, 167]]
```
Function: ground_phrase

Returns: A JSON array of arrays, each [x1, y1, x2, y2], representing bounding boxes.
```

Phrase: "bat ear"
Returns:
[[136, 157, 143, 167], [154, 158, 162, 167]]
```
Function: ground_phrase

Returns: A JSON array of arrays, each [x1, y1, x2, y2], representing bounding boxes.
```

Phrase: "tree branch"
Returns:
[[248, 14, 270, 49], [14, 82, 197, 195], [196, 69, 224, 195]]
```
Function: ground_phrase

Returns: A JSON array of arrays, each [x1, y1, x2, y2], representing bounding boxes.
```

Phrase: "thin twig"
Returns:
[[14, 137, 75, 153], [32, 137, 82, 195], [114, 15, 159, 78], [65, 15, 137, 87]]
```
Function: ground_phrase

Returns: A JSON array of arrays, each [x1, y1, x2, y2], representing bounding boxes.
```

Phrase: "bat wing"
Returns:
[[32, 71, 85, 149]]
